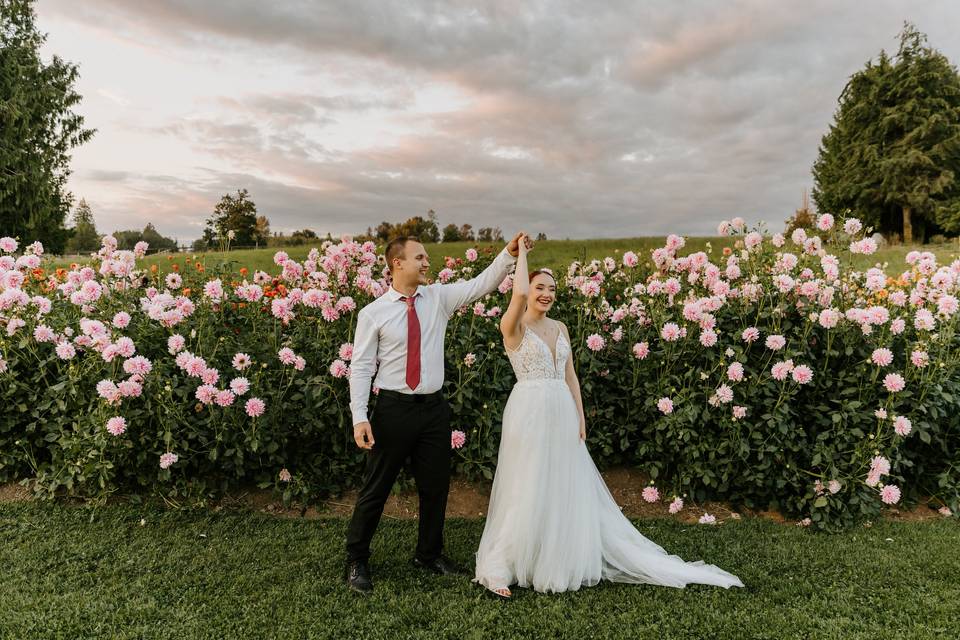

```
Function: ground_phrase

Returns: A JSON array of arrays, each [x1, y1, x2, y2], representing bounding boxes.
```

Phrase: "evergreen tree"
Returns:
[[0, 0, 95, 253], [65, 198, 99, 254], [813, 24, 960, 242]]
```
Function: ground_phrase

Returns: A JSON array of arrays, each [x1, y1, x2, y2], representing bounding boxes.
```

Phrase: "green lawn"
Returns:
[[1, 503, 957, 639], [53, 237, 960, 279]]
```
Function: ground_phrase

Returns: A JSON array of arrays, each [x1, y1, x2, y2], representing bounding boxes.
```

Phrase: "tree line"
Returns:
[[66, 199, 178, 254], [361, 209, 541, 244], [63, 190, 541, 256]]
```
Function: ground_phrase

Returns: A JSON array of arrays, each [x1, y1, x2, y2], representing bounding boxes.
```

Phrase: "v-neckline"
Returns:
[[525, 323, 561, 373]]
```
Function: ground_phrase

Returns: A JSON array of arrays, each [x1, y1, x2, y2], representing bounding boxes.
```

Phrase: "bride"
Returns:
[[473, 234, 745, 597]]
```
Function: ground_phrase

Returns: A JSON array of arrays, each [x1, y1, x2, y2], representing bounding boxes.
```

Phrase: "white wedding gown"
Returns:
[[473, 324, 746, 593]]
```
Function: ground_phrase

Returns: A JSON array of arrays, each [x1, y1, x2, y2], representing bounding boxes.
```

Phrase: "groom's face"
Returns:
[[393, 240, 430, 286]]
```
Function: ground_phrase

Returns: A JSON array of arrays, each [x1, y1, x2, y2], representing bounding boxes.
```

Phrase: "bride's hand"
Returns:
[[579, 420, 586, 442], [518, 233, 531, 256], [507, 232, 534, 257]]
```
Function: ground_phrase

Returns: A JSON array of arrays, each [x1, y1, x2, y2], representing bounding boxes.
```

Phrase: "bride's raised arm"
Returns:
[[499, 233, 530, 350]]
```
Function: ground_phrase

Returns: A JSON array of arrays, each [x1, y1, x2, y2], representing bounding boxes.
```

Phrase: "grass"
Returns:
[[51, 237, 960, 280], [1, 502, 958, 639]]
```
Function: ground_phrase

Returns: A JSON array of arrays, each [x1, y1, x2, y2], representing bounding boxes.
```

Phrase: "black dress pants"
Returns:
[[345, 392, 452, 563]]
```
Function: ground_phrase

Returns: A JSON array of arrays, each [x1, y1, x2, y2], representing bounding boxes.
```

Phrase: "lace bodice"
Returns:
[[505, 324, 570, 381]]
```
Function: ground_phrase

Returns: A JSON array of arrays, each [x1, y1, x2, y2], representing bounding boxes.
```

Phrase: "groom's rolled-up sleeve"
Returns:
[[349, 308, 379, 425], [438, 247, 516, 317]]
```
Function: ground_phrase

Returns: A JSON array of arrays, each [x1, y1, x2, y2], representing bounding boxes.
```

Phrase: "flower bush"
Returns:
[[554, 219, 960, 530], [0, 236, 378, 506], [0, 216, 958, 530]]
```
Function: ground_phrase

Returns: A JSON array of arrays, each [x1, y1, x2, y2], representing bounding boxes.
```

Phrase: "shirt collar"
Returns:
[[386, 284, 425, 301]]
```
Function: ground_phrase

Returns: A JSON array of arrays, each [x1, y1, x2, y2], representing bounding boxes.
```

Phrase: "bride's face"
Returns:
[[529, 273, 557, 313]]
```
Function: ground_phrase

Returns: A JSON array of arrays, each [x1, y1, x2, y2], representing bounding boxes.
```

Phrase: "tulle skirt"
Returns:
[[473, 378, 745, 593]]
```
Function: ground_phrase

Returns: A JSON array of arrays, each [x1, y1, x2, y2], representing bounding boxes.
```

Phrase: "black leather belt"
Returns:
[[378, 388, 445, 404]]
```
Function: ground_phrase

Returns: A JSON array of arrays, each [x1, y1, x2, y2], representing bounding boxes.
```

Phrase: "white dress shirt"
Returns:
[[349, 247, 517, 425]]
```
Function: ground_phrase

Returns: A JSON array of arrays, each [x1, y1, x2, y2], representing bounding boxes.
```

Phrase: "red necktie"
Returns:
[[401, 295, 421, 390]]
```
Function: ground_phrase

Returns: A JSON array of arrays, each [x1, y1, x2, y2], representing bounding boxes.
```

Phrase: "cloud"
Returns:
[[36, 0, 960, 242], [85, 169, 134, 183]]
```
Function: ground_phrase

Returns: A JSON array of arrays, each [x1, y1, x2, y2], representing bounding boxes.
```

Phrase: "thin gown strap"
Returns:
[[504, 324, 526, 353], [552, 318, 565, 345]]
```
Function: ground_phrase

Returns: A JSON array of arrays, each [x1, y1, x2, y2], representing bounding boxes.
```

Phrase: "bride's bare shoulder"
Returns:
[[553, 318, 570, 338]]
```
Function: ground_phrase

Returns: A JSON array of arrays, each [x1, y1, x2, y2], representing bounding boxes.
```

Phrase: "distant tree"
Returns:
[[356, 226, 378, 243], [812, 23, 960, 242], [373, 221, 394, 242], [290, 228, 318, 245], [202, 189, 259, 248], [368, 216, 489, 244], [112, 230, 140, 249], [113, 223, 177, 252], [64, 198, 100, 254], [254, 215, 270, 247], [0, 0, 95, 253], [394, 215, 440, 243], [535, 232, 547, 241], [476, 227, 503, 242], [140, 222, 177, 252], [441, 223, 462, 242], [784, 190, 817, 236]]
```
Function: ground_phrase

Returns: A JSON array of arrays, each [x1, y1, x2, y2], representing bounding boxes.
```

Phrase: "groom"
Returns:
[[345, 233, 529, 593]]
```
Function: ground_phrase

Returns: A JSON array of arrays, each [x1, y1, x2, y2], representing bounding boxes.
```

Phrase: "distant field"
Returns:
[[52, 237, 960, 279]]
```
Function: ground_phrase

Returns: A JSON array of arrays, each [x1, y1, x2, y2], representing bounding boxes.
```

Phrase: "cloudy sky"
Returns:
[[35, 0, 960, 244]]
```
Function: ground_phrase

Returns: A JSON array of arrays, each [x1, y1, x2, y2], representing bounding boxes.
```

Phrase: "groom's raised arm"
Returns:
[[349, 308, 378, 425], [438, 246, 516, 317]]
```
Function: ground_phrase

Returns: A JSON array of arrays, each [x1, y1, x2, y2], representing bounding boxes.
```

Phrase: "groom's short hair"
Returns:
[[385, 236, 421, 272]]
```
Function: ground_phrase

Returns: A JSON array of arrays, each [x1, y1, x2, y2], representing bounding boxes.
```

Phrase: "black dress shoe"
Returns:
[[412, 555, 465, 576], [344, 560, 373, 593]]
